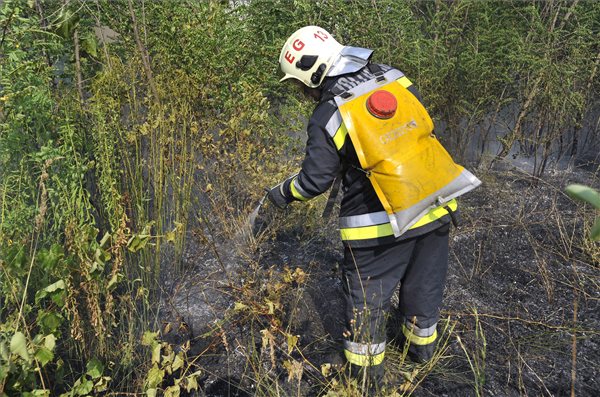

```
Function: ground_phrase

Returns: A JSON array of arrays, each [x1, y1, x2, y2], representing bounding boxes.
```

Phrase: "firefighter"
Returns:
[[267, 26, 480, 387]]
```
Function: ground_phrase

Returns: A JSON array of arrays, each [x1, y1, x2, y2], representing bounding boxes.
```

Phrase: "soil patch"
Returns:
[[160, 166, 599, 396]]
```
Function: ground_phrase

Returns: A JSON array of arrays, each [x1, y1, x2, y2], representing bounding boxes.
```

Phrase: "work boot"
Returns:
[[348, 362, 385, 395], [319, 349, 346, 377], [388, 328, 436, 364]]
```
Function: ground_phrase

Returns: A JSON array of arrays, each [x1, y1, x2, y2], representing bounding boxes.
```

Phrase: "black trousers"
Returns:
[[342, 224, 450, 362]]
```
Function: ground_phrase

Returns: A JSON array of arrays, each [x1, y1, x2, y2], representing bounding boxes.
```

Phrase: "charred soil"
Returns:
[[160, 166, 599, 396]]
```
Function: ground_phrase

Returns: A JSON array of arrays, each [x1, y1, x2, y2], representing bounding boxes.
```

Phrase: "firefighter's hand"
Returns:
[[266, 183, 293, 210]]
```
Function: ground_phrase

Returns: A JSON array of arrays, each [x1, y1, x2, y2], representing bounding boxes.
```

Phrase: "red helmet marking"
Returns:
[[314, 31, 328, 42], [292, 39, 305, 51], [284, 51, 295, 64]]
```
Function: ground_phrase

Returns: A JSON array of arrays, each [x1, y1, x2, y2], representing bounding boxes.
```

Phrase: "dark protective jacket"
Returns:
[[281, 64, 455, 247]]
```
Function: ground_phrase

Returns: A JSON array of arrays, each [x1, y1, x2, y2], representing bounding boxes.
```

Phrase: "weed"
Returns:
[[456, 309, 487, 397]]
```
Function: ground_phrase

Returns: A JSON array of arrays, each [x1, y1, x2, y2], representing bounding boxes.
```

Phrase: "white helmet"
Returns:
[[279, 26, 344, 88]]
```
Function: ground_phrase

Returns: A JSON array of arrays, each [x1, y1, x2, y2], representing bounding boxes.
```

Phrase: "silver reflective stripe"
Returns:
[[389, 168, 482, 237], [327, 46, 373, 77], [293, 178, 314, 199], [403, 320, 437, 337], [325, 110, 343, 139], [335, 69, 404, 105], [344, 340, 386, 356], [339, 211, 389, 228]]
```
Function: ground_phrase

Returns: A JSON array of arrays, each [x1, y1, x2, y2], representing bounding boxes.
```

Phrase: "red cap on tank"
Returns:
[[366, 90, 397, 119]]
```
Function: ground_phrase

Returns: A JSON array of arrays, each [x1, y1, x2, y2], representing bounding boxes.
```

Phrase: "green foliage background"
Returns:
[[0, 0, 598, 394]]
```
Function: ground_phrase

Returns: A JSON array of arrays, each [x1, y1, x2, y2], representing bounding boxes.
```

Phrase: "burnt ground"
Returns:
[[159, 165, 599, 397]]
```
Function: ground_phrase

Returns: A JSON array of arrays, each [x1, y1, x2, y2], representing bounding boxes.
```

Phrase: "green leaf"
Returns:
[[99, 232, 111, 247], [81, 33, 98, 58], [86, 358, 103, 379], [128, 223, 154, 252], [152, 342, 161, 364], [566, 184, 600, 209], [37, 244, 64, 271], [286, 333, 298, 354], [162, 349, 174, 367], [94, 247, 111, 265], [24, 391, 50, 397], [107, 272, 121, 290], [146, 389, 157, 397], [591, 218, 600, 241], [165, 231, 176, 242], [35, 347, 54, 366], [265, 300, 275, 314], [172, 353, 184, 372], [55, 9, 80, 39], [37, 310, 63, 333], [142, 331, 159, 346], [0, 364, 7, 382], [184, 371, 201, 392], [145, 365, 165, 389], [0, 340, 8, 360], [7, 246, 27, 274], [35, 280, 66, 305], [93, 376, 111, 393], [164, 385, 180, 397], [44, 334, 57, 351], [73, 377, 93, 396], [127, 234, 149, 252], [127, 235, 141, 252], [10, 331, 30, 361], [45, 279, 66, 293]]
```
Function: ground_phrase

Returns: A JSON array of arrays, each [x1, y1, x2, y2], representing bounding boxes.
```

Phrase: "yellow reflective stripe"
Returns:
[[410, 199, 458, 229], [290, 177, 310, 201], [332, 122, 348, 150], [340, 223, 394, 241], [340, 199, 458, 241], [344, 349, 385, 367], [397, 76, 412, 88], [402, 324, 437, 346]]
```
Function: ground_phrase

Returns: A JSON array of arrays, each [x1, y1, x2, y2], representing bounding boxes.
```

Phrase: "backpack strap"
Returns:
[[322, 167, 345, 219], [322, 63, 387, 102], [367, 63, 386, 82]]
